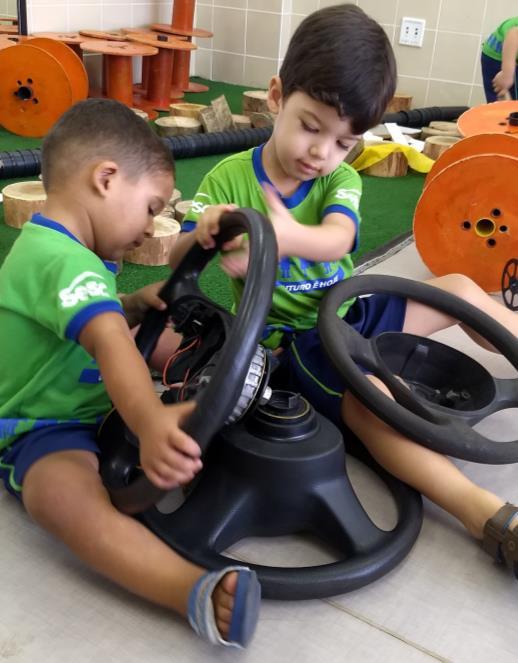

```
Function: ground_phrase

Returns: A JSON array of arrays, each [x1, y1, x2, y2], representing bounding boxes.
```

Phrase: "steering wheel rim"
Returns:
[[318, 274, 518, 464], [100, 209, 278, 513]]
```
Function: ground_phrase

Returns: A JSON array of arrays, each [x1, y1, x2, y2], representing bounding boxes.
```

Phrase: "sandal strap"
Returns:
[[188, 565, 253, 648], [482, 503, 518, 561]]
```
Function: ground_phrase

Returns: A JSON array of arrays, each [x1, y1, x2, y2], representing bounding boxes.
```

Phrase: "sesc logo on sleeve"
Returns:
[[59, 272, 110, 308]]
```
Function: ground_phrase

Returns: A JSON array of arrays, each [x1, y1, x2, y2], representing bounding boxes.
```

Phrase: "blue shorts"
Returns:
[[276, 293, 407, 427], [481, 52, 518, 102], [0, 423, 100, 499]]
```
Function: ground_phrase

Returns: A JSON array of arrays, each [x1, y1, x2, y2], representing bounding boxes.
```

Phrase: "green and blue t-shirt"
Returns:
[[482, 17, 518, 62], [0, 214, 124, 449], [182, 144, 362, 348]]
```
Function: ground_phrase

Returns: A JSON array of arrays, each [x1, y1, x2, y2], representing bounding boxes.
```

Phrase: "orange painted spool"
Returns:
[[424, 133, 518, 188], [457, 101, 518, 137], [0, 42, 83, 137], [414, 154, 518, 292], [32, 32, 85, 59], [128, 33, 195, 110], [28, 37, 88, 101], [80, 40, 157, 107]]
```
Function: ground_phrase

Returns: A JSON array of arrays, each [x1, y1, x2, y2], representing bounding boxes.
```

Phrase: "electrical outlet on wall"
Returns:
[[399, 17, 426, 47]]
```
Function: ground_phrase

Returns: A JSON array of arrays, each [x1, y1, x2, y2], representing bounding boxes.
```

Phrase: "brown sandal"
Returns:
[[482, 503, 518, 578]]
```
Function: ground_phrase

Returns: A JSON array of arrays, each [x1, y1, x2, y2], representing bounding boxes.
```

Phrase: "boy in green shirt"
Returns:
[[170, 5, 518, 579], [481, 17, 518, 100], [0, 99, 260, 649]]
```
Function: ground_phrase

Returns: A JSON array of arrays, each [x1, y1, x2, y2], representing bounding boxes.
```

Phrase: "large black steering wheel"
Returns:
[[99, 209, 278, 513], [319, 274, 518, 464]]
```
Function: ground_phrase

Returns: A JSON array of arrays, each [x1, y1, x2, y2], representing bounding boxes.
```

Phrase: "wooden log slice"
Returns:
[[242, 90, 268, 116], [386, 93, 412, 113], [199, 106, 219, 133], [428, 121, 462, 136], [250, 111, 275, 128], [345, 138, 365, 165], [123, 215, 180, 265], [131, 107, 149, 121], [423, 135, 460, 161], [3, 181, 47, 228], [364, 151, 408, 177], [211, 95, 235, 131], [169, 102, 207, 120], [232, 114, 252, 130], [174, 200, 192, 223], [155, 116, 201, 136]]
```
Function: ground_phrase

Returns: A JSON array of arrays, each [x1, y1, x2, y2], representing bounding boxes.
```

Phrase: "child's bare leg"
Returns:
[[342, 378, 506, 540], [404, 273, 518, 350], [22, 450, 235, 636]]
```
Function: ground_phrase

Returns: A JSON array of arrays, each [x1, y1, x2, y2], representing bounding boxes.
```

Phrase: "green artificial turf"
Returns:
[[0, 77, 425, 309]]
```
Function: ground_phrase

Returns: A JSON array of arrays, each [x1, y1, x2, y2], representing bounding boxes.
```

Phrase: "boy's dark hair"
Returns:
[[41, 98, 174, 191], [279, 4, 397, 134]]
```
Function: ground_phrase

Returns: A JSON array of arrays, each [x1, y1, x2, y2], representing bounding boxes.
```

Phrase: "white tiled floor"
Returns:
[[1, 243, 516, 663]]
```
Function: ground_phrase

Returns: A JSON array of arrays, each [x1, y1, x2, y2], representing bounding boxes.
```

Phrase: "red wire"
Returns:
[[162, 337, 200, 387]]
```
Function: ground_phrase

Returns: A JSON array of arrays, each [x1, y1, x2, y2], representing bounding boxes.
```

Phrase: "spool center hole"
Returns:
[[15, 85, 33, 101], [475, 218, 496, 237]]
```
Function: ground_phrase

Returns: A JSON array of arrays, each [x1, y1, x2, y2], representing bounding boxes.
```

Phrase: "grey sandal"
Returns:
[[482, 503, 518, 578]]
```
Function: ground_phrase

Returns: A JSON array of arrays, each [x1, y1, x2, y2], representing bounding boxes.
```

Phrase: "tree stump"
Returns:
[[428, 121, 462, 136], [162, 188, 182, 217], [423, 135, 460, 160], [386, 93, 412, 113], [169, 102, 207, 120], [232, 114, 252, 130], [421, 125, 461, 140], [155, 116, 201, 136], [242, 90, 269, 116], [123, 215, 180, 265], [364, 151, 408, 177], [2, 181, 47, 228], [175, 200, 192, 223], [250, 112, 275, 128]]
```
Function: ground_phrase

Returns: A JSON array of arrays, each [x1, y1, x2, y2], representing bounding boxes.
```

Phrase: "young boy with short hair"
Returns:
[[0, 98, 260, 649], [170, 4, 518, 577]]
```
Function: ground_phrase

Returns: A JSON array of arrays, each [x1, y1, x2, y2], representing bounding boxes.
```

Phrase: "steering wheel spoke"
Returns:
[[319, 275, 518, 463]]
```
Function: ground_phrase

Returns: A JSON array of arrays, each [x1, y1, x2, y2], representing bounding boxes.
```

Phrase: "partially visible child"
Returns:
[[170, 5, 518, 579], [0, 99, 260, 649], [481, 17, 518, 100]]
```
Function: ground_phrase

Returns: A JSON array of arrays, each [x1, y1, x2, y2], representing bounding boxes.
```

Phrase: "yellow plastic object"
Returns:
[[351, 143, 434, 173]]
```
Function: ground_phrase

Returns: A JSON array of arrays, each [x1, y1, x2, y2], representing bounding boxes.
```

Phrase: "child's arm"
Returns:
[[264, 185, 355, 261], [493, 27, 518, 95], [169, 203, 238, 270], [119, 281, 167, 328], [221, 185, 356, 278], [79, 313, 202, 489]]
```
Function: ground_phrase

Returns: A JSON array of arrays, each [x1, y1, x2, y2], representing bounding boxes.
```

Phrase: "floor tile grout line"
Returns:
[[323, 598, 452, 663]]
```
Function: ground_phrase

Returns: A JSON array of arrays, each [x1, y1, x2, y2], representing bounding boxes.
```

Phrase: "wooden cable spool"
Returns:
[[2, 181, 47, 228], [457, 100, 518, 137], [0, 38, 88, 137], [124, 215, 180, 265], [32, 32, 85, 59], [414, 153, 518, 292], [422, 135, 460, 161], [79, 29, 129, 41], [28, 38, 88, 100], [424, 133, 518, 188]]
